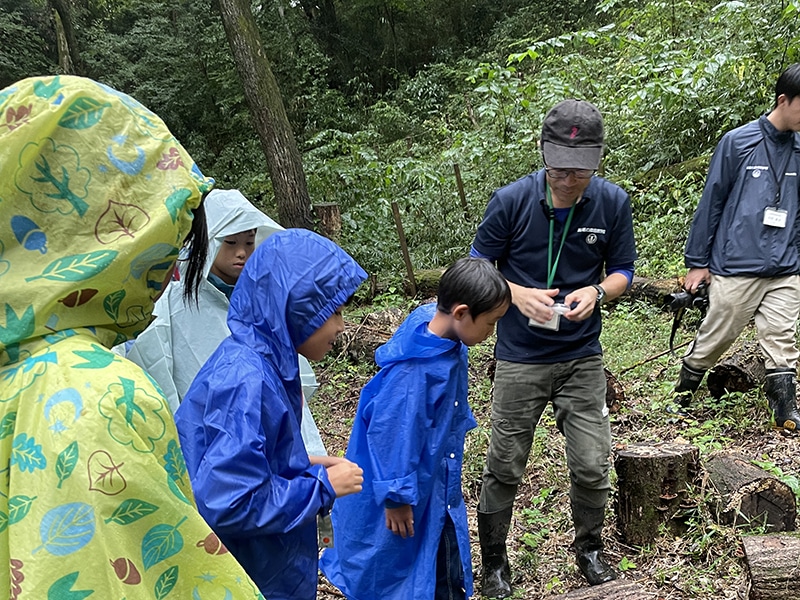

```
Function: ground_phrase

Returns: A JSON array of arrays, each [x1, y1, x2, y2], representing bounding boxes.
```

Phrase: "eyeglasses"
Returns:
[[545, 167, 595, 180]]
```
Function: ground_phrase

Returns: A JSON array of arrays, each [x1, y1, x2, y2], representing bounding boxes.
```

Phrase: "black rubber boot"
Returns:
[[672, 362, 706, 409], [571, 502, 616, 586], [764, 368, 800, 432], [477, 506, 513, 599]]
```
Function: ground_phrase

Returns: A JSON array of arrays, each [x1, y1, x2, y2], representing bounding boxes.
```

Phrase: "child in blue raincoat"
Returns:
[[320, 257, 511, 600], [175, 229, 367, 600]]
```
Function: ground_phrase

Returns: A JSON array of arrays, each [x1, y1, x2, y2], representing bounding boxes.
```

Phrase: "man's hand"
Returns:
[[684, 268, 710, 293], [385, 504, 415, 538], [508, 281, 560, 323], [326, 460, 364, 497], [562, 286, 599, 321]]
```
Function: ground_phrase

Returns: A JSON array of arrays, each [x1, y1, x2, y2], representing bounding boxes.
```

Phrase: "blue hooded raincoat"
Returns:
[[320, 303, 476, 599], [175, 229, 367, 600]]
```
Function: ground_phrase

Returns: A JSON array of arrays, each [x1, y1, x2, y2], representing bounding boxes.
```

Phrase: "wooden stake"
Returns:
[[391, 201, 417, 296], [453, 163, 470, 220]]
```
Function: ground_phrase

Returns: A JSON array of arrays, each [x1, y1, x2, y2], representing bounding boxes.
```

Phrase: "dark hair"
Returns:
[[181, 201, 209, 304], [775, 63, 800, 106], [437, 257, 511, 318]]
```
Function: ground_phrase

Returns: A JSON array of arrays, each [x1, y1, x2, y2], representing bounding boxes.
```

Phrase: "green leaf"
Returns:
[[0, 412, 16, 440], [33, 77, 61, 99], [103, 290, 126, 321], [11, 433, 47, 473], [105, 498, 159, 525], [154, 565, 179, 600], [8, 495, 36, 524], [56, 442, 79, 488], [141, 517, 186, 570], [162, 440, 186, 487], [164, 189, 192, 223], [26, 251, 117, 283], [58, 97, 111, 129], [47, 571, 93, 600], [0, 511, 7, 534]]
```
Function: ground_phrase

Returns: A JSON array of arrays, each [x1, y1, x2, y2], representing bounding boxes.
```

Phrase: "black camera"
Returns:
[[664, 281, 709, 312]]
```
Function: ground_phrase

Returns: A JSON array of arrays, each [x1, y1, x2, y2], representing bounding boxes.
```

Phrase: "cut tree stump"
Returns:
[[626, 276, 683, 305], [551, 579, 653, 599], [313, 203, 341, 241], [614, 442, 700, 545], [704, 451, 796, 531], [742, 533, 800, 599], [707, 340, 766, 399]]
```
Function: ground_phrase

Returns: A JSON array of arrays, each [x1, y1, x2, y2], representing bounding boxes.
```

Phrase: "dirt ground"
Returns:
[[310, 307, 800, 599]]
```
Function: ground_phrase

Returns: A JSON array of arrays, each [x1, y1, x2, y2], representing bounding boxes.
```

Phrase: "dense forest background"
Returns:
[[3, 0, 800, 280]]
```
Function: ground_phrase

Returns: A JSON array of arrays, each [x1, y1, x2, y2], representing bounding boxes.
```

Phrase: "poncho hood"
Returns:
[[0, 75, 212, 366], [228, 228, 367, 378]]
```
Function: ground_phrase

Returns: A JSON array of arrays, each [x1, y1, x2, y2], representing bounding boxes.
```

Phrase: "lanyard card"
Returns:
[[764, 207, 788, 228]]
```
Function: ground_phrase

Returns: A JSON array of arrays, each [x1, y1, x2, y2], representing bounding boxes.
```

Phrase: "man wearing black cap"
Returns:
[[470, 99, 637, 595]]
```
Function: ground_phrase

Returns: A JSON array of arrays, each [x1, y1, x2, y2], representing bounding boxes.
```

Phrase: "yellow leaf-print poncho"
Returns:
[[0, 76, 264, 599]]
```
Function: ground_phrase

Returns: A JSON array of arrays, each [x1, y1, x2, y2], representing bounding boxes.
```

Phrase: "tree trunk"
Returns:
[[625, 276, 682, 305], [551, 579, 654, 599], [50, 0, 83, 75], [614, 442, 700, 545], [216, 0, 315, 230], [705, 452, 796, 532], [742, 534, 800, 599], [707, 340, 766, 398]]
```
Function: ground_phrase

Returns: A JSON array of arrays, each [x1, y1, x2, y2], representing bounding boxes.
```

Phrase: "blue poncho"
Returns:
[[320, 303, 476, 599], [175, 229, 367, 600]]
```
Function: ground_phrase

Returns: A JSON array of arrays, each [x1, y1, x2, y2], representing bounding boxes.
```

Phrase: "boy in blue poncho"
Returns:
[[175, 229, 367, 600], [320, 257, 511, 600]]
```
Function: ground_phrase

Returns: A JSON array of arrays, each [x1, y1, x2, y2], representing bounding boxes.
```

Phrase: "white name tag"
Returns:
[[764, 207, 788, 228]]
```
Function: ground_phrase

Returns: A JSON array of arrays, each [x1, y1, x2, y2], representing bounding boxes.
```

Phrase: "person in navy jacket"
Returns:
[[673, 63, 800, 432], [471, 100, 637, 594]]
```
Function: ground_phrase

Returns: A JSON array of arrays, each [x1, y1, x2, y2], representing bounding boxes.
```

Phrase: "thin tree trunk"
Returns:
[[216, 0, 315, 230], [50, 0, 83, 75]]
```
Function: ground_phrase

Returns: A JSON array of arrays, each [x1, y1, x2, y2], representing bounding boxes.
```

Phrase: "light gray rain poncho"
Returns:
[[126, 189, 327, 455]]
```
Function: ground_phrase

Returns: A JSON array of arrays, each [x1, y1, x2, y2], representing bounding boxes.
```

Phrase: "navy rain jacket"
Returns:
[[685, 115, 800, 276], [175, 229, 367, 600]]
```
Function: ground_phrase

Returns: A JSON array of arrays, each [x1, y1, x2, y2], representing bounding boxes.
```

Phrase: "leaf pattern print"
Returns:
[[36, 503, 95, 556], [99, 377, 166, 452], [142, 516, 186, 570], [46, 571, 93, 599], [17, 139, 91, 216], [72, 344, 116, 369], [33, 76, 61, 99], [25, 250, 118, 283], [163, 440, 186, 487], [56, 441, 79, 488], [0, 304, 35, 357], [9, 495, 36, 525], [0, 411, 16, 439], [0, 511, 7, 533], [57, 96, 111, 129], [164, 188, 191, 223], [104, 498, 159, 525], [167, 474, 191, 506], [154, 565, 179, 599], [103, 289, 126, 321], [11, 433, 47, 473], [94, 200, 151, 244], [10, 557, 23, 600], [87, 450, 127, 496], [128, 244, 178, 280]]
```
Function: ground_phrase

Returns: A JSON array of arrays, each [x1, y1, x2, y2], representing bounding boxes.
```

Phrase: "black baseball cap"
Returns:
[[541, 99, 604, 170]]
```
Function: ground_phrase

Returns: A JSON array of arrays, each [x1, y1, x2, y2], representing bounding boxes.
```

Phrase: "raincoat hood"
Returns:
[[200, 188, 282, 278], [0, 75, 212, 366], [375, 303, 454, 366], [228, 229, 367, 377]]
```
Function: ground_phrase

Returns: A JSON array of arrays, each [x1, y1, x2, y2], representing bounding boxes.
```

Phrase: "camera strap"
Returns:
[[669, 307, 685, 357]]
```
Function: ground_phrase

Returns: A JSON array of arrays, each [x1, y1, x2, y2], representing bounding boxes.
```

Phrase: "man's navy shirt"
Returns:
[[473, 169, 637, 364]]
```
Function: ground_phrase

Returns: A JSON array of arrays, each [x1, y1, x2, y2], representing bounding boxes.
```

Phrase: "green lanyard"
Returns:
[[546, 184, 577, 289]]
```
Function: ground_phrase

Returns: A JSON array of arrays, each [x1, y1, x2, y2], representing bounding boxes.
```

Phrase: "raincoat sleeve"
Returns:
[[363, 365, 437, 507], [186, 362, 337, 538], [684, 133, 739, 268]]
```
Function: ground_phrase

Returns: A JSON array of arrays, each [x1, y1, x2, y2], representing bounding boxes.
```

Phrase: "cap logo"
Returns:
[[570, 126, 579, 139]]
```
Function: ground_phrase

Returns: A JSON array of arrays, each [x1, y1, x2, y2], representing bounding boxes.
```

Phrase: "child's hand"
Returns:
[[385, 505, 414, 538], [309, 455, 349, 468], [326, 460, 363, 497]]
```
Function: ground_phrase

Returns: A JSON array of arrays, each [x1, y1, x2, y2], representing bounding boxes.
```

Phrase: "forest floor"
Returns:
[[310, 296, 800, 599]]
